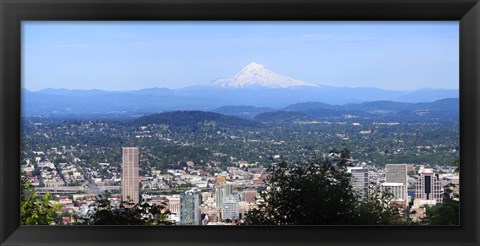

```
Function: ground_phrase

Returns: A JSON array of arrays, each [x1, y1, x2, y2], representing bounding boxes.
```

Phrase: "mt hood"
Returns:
[[208, 62, 318, 88]]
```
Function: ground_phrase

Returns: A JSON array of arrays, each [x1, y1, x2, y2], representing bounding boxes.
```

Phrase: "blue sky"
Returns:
[[22, 21, 459, 91]]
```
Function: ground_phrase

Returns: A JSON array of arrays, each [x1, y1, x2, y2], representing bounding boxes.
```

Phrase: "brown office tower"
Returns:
[[122, 147, 139, 204]]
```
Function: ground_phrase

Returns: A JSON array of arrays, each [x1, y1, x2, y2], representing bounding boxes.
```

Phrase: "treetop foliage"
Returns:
[[75, 199, 172, 225], [20, 178, 62, 225], [244, 148, 406, 225]]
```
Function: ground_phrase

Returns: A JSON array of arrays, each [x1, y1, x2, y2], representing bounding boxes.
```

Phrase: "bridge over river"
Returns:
[[35, 184, 121, 199]]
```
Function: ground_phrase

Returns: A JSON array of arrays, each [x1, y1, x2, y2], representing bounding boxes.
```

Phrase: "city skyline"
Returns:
[[19, 21, 460, 225], [23, 21, 459, 91]]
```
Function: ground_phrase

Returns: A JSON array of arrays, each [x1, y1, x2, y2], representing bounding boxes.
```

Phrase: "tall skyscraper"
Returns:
[[385, 164, 408, 206], [121, 147, 139, 204], [415, 169, 443, 205], [347, 167, 369, 201], [222, 196, 239, 220], [215, 184, 233, 208], [180, 190, 202, 225]]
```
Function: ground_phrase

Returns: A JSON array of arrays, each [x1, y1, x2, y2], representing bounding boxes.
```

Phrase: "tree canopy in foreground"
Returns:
[[244, 148, 406, 225], [75, 198, 172, 225], [20, 179, 62, 225]]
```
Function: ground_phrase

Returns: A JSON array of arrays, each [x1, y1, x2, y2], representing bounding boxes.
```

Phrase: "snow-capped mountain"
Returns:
[[23, 61, 459, 116], [208, 62, 318, 88]]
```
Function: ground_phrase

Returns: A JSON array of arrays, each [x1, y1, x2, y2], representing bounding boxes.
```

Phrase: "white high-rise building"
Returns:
[[180, 190, 202, 225], [222, 196, 239, 220], [347, 167, 369, 201], [121, 147, 139, 204], [380, 182, 407, 202]]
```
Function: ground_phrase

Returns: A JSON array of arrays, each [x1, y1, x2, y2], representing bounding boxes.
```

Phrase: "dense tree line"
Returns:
[[74, 199, 172, 225], [131, 111, 262, 128]]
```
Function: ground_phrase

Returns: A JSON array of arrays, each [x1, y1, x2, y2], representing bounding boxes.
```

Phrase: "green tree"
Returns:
[[76, 199, 172, 225], [244, 148, 404, 225], [354, 189, 407, 224], [20, 178, 62, 225], [422, 198, 459, 225]]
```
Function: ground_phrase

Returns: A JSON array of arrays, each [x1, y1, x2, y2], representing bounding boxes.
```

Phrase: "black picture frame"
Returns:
[[1, 0, 479, 245]]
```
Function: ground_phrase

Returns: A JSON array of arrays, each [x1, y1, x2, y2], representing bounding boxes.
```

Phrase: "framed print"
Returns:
[[1, 0, 479, 246]]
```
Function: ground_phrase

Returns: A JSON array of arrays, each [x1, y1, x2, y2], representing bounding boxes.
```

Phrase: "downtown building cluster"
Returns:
[[347, 163, 459, 222]]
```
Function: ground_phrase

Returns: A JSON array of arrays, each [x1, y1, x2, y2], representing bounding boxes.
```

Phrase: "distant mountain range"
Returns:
[[223, 98, 459, 122], [23, 62, 458, 117]]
